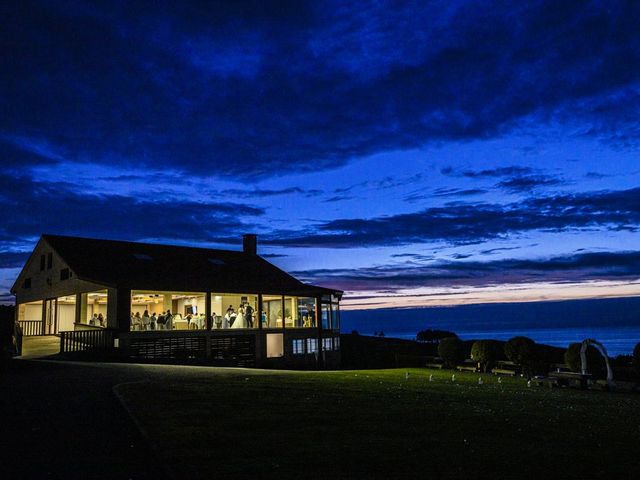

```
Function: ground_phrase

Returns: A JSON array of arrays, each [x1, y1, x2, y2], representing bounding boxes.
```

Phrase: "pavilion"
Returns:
[[11, 234, 342, 368]]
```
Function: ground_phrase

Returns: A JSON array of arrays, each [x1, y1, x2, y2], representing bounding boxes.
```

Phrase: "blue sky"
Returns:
[[1, 0, 640, 308]]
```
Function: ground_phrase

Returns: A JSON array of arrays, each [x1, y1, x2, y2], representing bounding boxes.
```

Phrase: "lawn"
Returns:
[[116, 368, 640, 479]]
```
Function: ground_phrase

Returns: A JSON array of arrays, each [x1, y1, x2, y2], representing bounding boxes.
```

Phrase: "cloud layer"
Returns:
[[265, 187, 640, 247], [294, 250, 640, 292], [3, 1, 640, 176]]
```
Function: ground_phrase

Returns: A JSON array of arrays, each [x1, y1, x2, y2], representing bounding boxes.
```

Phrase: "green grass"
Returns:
[[117, 368, 640, 479]]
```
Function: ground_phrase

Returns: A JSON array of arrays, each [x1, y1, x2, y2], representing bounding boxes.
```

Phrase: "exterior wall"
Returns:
[[117, 329, 340, 369], [13, 239, 106, 305]]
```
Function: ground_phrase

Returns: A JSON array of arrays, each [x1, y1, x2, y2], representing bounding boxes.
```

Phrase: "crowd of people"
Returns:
[[88, 313, 105, 327], [127, 302, 315, 331]]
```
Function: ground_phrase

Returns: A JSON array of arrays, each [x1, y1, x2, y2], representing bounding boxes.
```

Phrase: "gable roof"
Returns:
[[32, 234, 341, 297]]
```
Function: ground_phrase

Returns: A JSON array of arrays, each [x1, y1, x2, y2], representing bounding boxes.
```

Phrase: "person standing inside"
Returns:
[[245, 303, 254, 328]]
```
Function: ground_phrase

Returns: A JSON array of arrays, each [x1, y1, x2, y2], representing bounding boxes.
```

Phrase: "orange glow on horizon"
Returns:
[[340, 279, 640, 310]]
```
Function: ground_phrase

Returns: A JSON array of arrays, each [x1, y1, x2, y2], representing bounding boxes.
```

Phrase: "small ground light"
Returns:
[[498, 377, 502, 384], [451, 374, 456, 382], [478, 377, 483, 385], [405, 372, 410, 380], [429, 374, 433, 382]]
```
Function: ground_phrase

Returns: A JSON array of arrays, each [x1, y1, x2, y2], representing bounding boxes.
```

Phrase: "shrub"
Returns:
[[416, 329, 458, 344], [470, 340, 498, 373], [504, 336, 537, 376], [564, 342, 607, 379], [633, 342, 640, 376], [437, 337, 464, 368]]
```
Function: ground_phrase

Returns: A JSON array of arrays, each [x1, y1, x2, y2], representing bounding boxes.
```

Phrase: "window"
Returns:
[[296, 297, 316, 328], [321, 304, 330, 329], [131, 291, 209, 331], [292, 339, 305, 354], [307, 337, 318, 353], [331, 303, 340, 330], [22, 278, 31, 289], [263, 295, 283, 328], [267, 333, 284, 358], [47, 252, 53, 269], [60, 268, 70, 281], [39, 255, 45, 271], [323, 337, 332, 351], [334, 336, 340, 350]]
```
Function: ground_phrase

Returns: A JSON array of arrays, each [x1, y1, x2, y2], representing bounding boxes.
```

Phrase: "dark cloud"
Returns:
[[405, 187, 488, 203], [0, 251, 30, 269], [496, 174, 564, 193], [2, 1, 640, 177], [264, 187, 640, 248], [584, 172, 611, 179], [219, 187, 323, 199], [294, 250, 640, 292], [441, 166, 564, 193], [443, 166, 535, 178], [323, 195, 355, 203], [479, 246, 523, 255], [0, 175, 264, 244]]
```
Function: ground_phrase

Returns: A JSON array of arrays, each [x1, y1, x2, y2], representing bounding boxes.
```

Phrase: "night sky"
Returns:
[[2, 1, 640, 309]]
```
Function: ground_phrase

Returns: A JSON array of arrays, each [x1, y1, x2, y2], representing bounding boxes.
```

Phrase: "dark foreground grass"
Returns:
[[117, 368, 640, 479]]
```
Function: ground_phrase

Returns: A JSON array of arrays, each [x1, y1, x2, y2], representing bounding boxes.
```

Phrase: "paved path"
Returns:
[[0, 359, 250, 480], [0, 357, 283, 479]]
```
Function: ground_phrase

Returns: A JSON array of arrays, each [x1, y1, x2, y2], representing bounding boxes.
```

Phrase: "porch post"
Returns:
[[205, 292, 211, 330], [257, 294, 263, 330], [41, 301, 46, 336], [316, 296, 323, 369], [108, 287, 131, 332], [281, 295, 285, 331]]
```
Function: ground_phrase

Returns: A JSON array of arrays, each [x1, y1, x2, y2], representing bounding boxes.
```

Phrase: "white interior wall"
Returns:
[[57, 304, 75, 331], [23, 303, 43, 321]]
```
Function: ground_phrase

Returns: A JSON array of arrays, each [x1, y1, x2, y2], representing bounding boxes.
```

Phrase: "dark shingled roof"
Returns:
[[41, 234, 341, 297]]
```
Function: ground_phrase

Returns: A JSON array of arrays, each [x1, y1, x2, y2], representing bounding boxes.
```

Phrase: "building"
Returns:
[[11, 234, 342, 368]]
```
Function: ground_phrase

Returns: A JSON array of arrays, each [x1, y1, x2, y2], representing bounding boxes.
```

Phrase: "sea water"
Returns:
[[340, 296, 640, 357]]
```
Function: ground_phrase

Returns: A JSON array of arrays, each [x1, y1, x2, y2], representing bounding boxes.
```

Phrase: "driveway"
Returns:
[[0, 359, 235, 480]]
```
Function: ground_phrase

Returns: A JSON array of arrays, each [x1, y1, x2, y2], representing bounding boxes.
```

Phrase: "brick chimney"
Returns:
[[243, 234, 257, 255]]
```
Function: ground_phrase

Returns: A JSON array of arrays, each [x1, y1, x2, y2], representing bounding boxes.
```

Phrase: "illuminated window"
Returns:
[[334, 336, 340, 350], [292, 339, 305, 354], [296, 297, 316, 328], [323, 337, 332, 351], [307, 338, 318, 353]]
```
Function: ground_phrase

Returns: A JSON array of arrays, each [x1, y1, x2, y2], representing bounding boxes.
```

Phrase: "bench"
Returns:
[[425, 362, 444, 369], [456, 364, 478, 372], [492, 361, 520, 376]]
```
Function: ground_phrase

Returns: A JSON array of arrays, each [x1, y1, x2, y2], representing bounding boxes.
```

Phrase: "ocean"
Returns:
[[340, 296, 640, 357]]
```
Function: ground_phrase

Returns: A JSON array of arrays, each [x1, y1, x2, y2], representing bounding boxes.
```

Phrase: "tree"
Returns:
[[470, 340, 498, 373], [438, 337, 464, 368], [504, 336, 537, 377], [416, 329, 458, 344], [564, 342, 606, 379]]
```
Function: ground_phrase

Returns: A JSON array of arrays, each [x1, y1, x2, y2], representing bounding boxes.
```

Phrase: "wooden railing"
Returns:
[[18, 320, 43, 336], [59, 329, 115, 353]]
